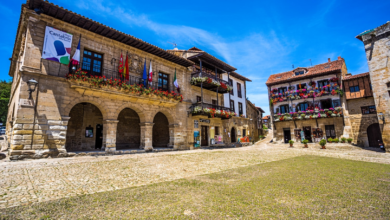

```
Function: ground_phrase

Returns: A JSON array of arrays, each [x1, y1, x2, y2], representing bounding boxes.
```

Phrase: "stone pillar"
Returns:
[[103, 120, 119, 153], [140, 122, 154, 151], [169, 124, 179, 149]]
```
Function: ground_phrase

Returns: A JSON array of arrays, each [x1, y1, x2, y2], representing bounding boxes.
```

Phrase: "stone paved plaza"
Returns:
[[1, 135, 390, 209]]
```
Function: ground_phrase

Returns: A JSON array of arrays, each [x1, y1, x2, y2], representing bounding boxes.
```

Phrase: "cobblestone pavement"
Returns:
[[1, 135, 390, 209]]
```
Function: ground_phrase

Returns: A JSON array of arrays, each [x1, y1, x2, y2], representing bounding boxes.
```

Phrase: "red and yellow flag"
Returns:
[[118, 53, 123, 73], [124, 53, 129, 80]]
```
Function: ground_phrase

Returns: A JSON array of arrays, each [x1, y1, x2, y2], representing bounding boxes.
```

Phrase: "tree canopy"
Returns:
[[0, 80, 12, 123]]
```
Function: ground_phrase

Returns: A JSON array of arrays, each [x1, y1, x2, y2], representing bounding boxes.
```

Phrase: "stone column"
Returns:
[[169, 124, 179, 149], [103, 120, 119, 153], [140, 122, 154, 151]]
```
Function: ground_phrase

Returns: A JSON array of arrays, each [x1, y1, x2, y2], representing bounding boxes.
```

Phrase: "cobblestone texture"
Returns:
[[1, 134, 390, 209]]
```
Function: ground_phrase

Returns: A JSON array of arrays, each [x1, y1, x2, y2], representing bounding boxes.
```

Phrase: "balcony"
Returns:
[[66, 67, 182, 107], [190, 103, 236, 119], [273, 107, 343, 122], [190, 71, 232, 93]]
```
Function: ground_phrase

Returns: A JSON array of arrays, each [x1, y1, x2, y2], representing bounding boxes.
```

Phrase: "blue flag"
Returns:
[[142, 58, 147, 87]]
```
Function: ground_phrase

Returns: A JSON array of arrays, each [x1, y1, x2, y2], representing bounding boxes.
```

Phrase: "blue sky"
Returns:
[[1, 0, 389, 114]]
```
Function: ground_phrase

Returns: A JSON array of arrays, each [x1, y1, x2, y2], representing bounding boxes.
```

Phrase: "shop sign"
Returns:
[[200, 119, 210, 123]]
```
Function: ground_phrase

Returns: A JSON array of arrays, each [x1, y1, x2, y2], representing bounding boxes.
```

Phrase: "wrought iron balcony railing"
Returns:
[[190, 71, 232, 94], [190, 102, 235, 119]]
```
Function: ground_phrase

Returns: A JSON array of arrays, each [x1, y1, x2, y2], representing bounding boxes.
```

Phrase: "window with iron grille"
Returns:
[[237, 83, 242, 98], [238, 102, 243, 115], [361, 106, 376, 114], [82, 49, 103, 76], [158, 73, 169, 91]]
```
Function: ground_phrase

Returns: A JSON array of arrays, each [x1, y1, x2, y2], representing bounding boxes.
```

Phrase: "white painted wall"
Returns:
[[222, 74, 247, 117]]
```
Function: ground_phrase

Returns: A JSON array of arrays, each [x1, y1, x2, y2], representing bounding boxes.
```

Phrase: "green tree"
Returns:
[[0, 80, 12, 123]]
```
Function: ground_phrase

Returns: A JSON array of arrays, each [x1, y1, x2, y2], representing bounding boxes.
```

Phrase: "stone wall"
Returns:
[[361, 22, 390, 151]]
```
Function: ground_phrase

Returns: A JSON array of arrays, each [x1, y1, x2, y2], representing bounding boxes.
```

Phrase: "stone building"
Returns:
[[6, 0, 254, 159], [356, 21, 390, 152], [343, 72, 380, 147], [246, 100, 264, 142], [265, 58, 347, 143], [262, 115, 270, 129]]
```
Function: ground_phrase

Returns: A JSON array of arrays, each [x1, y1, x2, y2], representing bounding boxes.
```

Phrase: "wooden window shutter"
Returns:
[[358, 78, 365, 98], [349, 81, 355, 99], [364, 78, 371, 97], [345, 81, 351, 99]]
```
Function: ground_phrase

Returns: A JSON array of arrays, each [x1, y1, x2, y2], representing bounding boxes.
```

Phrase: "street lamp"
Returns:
[[27, 78, 38, 99]]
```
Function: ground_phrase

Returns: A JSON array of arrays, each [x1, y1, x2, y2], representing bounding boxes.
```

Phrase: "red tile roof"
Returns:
[[343, 72, 369, 80], [262, 115, 270, 119], [266, 59, 344, 86]]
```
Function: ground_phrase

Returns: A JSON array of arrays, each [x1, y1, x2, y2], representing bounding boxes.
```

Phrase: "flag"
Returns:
[[142, 58, 147, 87], [174, 68, 180, 93], [174, 68, 179, 89], [118, 53, 123, 73], [70, 37, 81, 65], [148, 60, 153, 82], [124, 52, 129, 80]]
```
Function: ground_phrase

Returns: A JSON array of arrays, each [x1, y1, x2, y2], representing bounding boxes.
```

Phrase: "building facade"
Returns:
[[246, 100, 264, 142], [262, 115, 270, 129], [356, 22, 390, 152], [343, 72, 380, 148], [266, 58, 347, 143], [6, 1, 254, 159]]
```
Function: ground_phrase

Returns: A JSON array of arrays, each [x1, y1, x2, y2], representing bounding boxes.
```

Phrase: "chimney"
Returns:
[[338, 56, 342, 60], [328, 58, 331, 63]]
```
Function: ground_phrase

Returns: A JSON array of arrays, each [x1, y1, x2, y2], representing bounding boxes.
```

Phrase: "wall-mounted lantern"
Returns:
[[378, 112, 385, 124], [27, 78, 38, 99]]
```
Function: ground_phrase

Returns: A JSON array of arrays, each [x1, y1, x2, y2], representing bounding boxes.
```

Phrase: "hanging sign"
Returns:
[[42, 26, 73, 65]]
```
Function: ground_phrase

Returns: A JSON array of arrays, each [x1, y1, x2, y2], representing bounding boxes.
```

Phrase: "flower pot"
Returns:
[[321, 146, 326, 149], [341, 141, 345, 143], [304, 144, 308, 148], [348, 141, 352, 143], [289, 144, 293, 147]]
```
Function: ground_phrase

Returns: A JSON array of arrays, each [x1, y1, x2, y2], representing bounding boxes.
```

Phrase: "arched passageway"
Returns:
[[66, 103, 103, 151], [367, 123, 382, 147], [116, 108, 141, 149], [153, 112, 170, 148], [231, 127, 236, 143]]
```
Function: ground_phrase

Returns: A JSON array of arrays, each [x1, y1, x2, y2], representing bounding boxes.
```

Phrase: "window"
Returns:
[[237, 83, 242, 98], [280, 105, 289, 114], [196, 96, 202, 103], [82, 49, 103, 76], [215, 127, 220, 135], [349, 85, 360, 93], [158, 73, 169, 91], [320, 99, 333, 109], [297, 103, 308, 111], [386, 82, 390, 88], [295, 71, 304, 76], [230, 100, 235, 112], [361, 106, 376, 114], [296, 83, 306, 89], [278, 87, 287, 94], [212, 99, 217, 106], [238, 102, 243, 115], [318, 80, 329, 91], [332, 99, 341, 108], [243, 129, 247, 137], [229, 79, 234, 95]]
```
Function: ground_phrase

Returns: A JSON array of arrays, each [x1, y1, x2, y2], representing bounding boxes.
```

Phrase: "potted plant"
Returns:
[[319, 139, 327, 149], [341, 137, 346, 143], [327, 138, 333, 143], [302, 139, 309, 148], [289, 140, 294, 147], [333, 138, 339, 143], [347, 138, 353, 143]]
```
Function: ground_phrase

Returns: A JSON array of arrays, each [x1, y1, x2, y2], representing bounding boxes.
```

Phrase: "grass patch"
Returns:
[[1, 155, 390, 219]]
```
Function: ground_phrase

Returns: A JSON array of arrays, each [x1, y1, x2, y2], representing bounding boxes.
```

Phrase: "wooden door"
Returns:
[[303, 126, 312, 142], [283, 129, 291, 143], [325, 125, 336, 139], [95, 124, 103, 149], [231, 127, 236, 143], [367, 123, 382, 147], [201, 126, 209, 146]]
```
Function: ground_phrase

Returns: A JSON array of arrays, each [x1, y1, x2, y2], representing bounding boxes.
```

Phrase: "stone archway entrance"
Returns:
[[66, 103, 103, 151], [116, 108, 141, 149], [367, 123, 382, 147], [231, 127, 236, 143], [153, 112, 169, 148]]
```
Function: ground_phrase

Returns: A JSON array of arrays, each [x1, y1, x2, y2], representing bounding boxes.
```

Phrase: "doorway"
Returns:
[[283, 128, 291, 143], [325, 125, 336, 139], [367, 123, 382, 147], [303, 126, 312, 142], [231, 127, 236, 143], [201, 126, 209, 146], [95, 124, 103, 149]]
